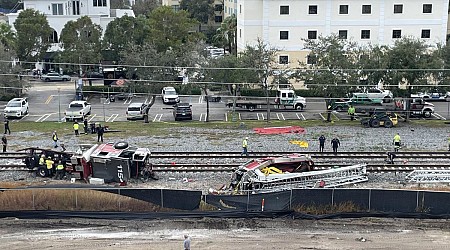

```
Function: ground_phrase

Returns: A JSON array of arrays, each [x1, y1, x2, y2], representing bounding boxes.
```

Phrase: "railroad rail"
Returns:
[[1, 151, 450, 173]]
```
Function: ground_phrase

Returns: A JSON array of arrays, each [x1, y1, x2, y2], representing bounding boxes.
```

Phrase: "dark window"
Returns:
[[421, 29, 431, 38], [309, 5, 318, 14], [280, 31, 289, 40], [307, 55, 317, 65], [93, 0, 107, 7], [394, 4, 403, 13], [361, 30, 370, 39], [362, 5, 371, 14], [308, 30, 317, 39], [279, 56, 288, 64], [392, 30, 401, 39], [280, 6, 289, 15], [423, 4, 432, 13], [215, 16, 223, 22], [339, 5, 348, 14], [214, 4, 223, 12], [338, 30, 347, 39]]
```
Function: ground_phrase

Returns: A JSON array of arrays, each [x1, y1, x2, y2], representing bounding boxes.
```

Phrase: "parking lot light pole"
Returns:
[[58, 88, 61, 122]]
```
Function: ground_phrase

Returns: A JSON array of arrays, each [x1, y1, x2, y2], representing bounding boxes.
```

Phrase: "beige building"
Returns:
[[237, 0, 449, 68]]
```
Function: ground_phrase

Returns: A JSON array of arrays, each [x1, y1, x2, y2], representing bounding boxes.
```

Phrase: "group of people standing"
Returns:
[[72, 119, 104, 142], [318, 135, 341, 153], [39, 153, 66, 179]]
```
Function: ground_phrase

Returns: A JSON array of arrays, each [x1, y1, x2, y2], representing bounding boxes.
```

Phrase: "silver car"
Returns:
[[41, 72, 71, 82]]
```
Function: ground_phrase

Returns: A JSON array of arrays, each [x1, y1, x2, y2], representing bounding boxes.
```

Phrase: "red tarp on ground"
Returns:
[[253, 126, 306, 135]]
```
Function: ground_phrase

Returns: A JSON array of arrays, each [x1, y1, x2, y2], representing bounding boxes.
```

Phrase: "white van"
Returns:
[[126, 103, 146, 120]]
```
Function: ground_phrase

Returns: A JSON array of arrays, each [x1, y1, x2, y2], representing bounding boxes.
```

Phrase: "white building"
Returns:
[[7, 0, 134, 51], [237, 0, 449, 67]]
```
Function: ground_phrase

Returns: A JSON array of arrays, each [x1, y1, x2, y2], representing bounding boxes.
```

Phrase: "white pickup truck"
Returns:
[[64, 101, 91, 121]]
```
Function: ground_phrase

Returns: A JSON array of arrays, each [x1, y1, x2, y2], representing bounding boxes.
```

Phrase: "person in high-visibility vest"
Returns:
[[45, 156, 54, 177], [39, 154, 45, 166], [393, 133, 401, 152], [347, 105, 356, 121], [52, 131, 59, 148], [73, 121, 79, 136], [241, 137, 249, 156], [55, 160, 65, 180]]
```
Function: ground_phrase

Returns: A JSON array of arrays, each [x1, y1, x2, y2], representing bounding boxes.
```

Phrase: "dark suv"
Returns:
[[173, 103, 192, 121]]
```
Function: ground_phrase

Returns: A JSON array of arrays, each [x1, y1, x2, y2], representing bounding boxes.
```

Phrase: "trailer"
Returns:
[[226, 88, 306, 111]]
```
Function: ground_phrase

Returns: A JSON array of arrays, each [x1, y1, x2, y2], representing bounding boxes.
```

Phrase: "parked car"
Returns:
[[64, 101, 91, 121], [411, 91, 450, 102], [332, 93, 382, 112], [3, 98, 29, 118], [353, 88, 393, 103], [126, 103, 147, 120], [83, 72, 104, 79], [41, 72, 71, 82], [162, 86, 180, 104], [173, 103, 192, 121]]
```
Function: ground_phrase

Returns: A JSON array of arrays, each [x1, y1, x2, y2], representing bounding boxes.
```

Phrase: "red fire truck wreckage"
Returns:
[[23, 142, 155, 184], [213, 154, 368, 194]]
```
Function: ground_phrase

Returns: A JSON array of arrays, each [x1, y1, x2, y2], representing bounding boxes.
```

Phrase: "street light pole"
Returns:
[[57, 88, 61, 122]]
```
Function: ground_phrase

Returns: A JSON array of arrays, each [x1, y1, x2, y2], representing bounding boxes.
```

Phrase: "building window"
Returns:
[[215, 16, 223, 23], [338, 30, 348, 39], [280, 6, 289, 15], [52, 3, 63, 15], [362, 5, 371, 14], [307, 55, 317, 65], [280, 31, 289, 40], [279, 56, 288, 64], [423, 4, 432, 13], [239, 29, 241, 38], [421, 29, 431, 38], [309, 5, 318, 14], [392, 30, 401, 39], [214, 4, 223, 12], [394, 4, 403, 13], [93, 0, 107, 7], [172, 5, 180, 12], [308, 30, 317, 39], [49, 30, 58, 43], [339, 5, 348, 14], [239, 4, 241, 13], [361, 30, 370, 39]]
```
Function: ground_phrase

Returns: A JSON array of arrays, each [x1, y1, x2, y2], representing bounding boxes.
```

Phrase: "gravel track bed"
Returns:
[[1, 124, 449, 192]]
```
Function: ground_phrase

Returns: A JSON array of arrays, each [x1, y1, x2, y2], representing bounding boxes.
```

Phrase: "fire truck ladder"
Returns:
[[407, 170, 450, 183], [242, 164, 368, 193]]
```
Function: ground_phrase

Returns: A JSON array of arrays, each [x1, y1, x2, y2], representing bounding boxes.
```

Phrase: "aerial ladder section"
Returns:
[[239, 164, 368, 193], [407, 170, 450, 183]]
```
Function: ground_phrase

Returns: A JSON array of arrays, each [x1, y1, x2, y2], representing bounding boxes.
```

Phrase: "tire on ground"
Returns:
[[370, 119, 380, 128]]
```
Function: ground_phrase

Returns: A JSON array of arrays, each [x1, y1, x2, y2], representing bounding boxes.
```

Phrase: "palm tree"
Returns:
[[213, 15, 237, 55]]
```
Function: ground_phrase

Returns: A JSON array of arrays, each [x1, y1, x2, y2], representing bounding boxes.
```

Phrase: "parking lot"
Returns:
[[3, 81, 450, 123]]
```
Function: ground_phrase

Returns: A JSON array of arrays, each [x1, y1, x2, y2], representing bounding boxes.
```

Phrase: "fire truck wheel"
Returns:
[[37, 167, 47, 177], [114, 141, 129, 149]]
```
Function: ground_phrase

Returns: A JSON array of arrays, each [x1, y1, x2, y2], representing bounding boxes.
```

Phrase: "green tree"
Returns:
[[0, 23, 16, 50], [180, 0, 214, 25], [213, 15, 237, 55], [0, 43, 26, 99], [300, 34, 359, 98], [59, 16, 102, 73], [147, 6, 201, 52], [386, 37, 437, 120], [14, 9, 52, 62], [357, 44, 389, 87], [103, 15, 149, 62], [132, 0, 160, 16]]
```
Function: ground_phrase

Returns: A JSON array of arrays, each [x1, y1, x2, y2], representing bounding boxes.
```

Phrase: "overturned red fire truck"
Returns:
[[23, 142, 155, 183]]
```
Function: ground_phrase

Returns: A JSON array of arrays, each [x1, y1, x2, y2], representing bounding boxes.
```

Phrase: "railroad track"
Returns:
[[3, 163, 450, 173], [1, 151, 450, 173]]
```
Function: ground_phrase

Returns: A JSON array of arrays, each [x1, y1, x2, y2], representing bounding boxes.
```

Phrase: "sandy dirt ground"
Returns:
[[1, 217, 450, 250]]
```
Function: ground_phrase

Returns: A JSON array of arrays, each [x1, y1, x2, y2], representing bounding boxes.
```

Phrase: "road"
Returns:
[[1, 81, 449, 123]]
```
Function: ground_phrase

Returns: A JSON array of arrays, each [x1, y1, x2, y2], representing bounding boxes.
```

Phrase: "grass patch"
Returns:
[[0, 189, 175, 212], [294, 201, 362, 215]]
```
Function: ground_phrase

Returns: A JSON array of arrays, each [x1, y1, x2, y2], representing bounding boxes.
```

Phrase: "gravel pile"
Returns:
[[2, 124, 449, 192]]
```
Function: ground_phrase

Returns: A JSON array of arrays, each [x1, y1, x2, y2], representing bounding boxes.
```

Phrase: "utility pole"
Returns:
[[232, 84, 237, 122], [57, 88, 61, 122]]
